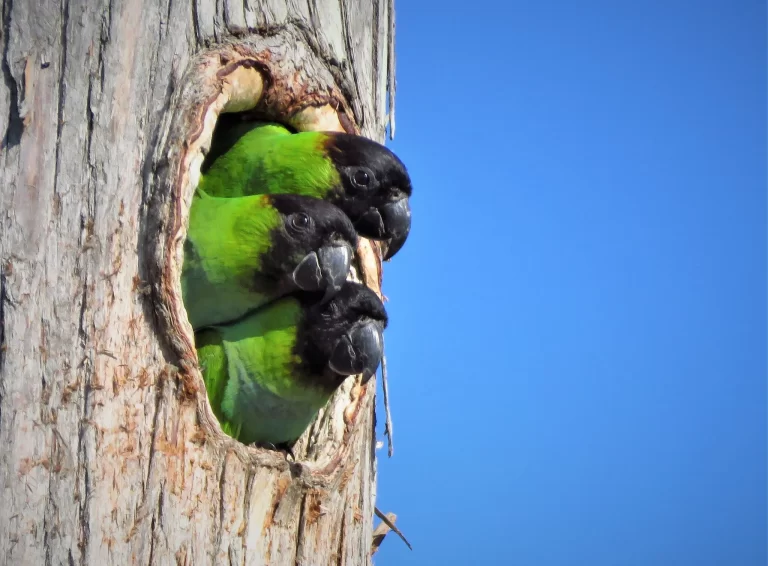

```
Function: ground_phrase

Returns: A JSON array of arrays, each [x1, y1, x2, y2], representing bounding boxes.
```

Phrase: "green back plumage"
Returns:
[[182, 193, 282, 329], [195, 329, 238, 437], [199, 123, 341, 200], [196, 298, 332, 445]]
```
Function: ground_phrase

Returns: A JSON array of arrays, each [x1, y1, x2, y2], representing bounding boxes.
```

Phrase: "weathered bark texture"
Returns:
[[0, 0, 395, 564]]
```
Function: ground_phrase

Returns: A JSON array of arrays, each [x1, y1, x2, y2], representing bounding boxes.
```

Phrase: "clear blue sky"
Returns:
[[374, 2, 767, 565]]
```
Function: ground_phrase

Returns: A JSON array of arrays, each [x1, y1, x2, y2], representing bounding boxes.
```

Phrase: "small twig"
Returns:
[[374, 507, 412, 551], [380, 346, 394, 457]]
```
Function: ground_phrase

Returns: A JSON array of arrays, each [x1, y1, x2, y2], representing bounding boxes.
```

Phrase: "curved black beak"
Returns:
[[291, 243, 352, 302], [354, 198, 412, 259], [317, 243, 352, 303], [379, 199, 411, 260], [327, 321, 384, 382]]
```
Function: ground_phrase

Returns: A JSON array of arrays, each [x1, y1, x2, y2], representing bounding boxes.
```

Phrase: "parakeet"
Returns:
[[200, 121, 412, 259], [196, 281, 388, 445], [182, 193, 357, 330]]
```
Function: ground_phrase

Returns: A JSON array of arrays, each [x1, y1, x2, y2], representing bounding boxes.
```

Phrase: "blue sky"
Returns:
[[374, 2, 767, 565]]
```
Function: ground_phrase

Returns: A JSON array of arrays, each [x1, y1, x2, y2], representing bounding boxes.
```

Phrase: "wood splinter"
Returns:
[[372, 506, 412, 553]]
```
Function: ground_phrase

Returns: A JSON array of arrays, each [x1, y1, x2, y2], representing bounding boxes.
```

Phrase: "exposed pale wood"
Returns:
[[371, 512, 397, 555], [373, 508, 411, 552], [0, 0, 394, 564]]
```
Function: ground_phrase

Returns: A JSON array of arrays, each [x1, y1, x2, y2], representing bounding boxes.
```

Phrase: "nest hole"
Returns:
[[151, 42, 380, 478]]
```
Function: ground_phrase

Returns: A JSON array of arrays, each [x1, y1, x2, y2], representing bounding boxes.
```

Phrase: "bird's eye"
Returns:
[[290, 213, 311, 231], [352, 168, 371, 188]]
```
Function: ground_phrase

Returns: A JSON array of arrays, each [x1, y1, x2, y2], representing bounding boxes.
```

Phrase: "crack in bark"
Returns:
[[336, 0, 362, 128], [1, 0, 23, 149], [77, 368, 94, 566], [305, 0, 320, 38], [101, 0, 113, 45], [147, 514, 157, 565], [140, 52, 176, 210], [74, 22, 100, 552], [164, 0, 173, 40], [53, 0, 70, 179], [0, 268, 6, 375], [292, 492, 308, 566], [222, 0, 232, 30], [218, 455, 228, 539], [72, 36, 101, 566], [335, 511, 345, 566], [147, 483, 163, 566], [75, 224, 93, 566], [191, 0, 202, 46], [84, 78, 95, 166], [77, 278, 88, 344], [40, 319, 49, 395]]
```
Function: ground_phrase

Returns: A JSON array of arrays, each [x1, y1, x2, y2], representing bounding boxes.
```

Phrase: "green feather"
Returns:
[[182, 192, 283, 329], [199, 123, 341, 200], [196, 298, 331, 445]]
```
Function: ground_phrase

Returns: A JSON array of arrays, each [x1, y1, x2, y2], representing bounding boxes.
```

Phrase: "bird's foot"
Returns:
[[250, 441, 296, 461]]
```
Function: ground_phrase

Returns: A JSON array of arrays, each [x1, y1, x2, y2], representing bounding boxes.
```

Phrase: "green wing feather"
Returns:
[[199, 122, 341, 200], [195, 327, 242, 439], [182, 193, 282, 329]]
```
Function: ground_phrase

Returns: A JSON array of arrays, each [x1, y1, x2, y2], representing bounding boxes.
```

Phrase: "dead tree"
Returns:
[[0, 0, 396, 563]]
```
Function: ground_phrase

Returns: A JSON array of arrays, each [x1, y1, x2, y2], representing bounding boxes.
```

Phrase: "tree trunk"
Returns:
[[0, 1, 395, 564]]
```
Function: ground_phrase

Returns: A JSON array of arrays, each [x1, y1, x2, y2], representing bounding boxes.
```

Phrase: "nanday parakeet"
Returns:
[[195, 281, 387, 445], [182, 193, 357, 330], [200, 121, 413, 259]]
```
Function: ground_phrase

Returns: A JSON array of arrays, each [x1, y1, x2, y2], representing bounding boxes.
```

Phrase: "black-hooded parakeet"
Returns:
[[182, 193, 357, 330], [196, 281, 387, 445], [200, 122, 412, 259]]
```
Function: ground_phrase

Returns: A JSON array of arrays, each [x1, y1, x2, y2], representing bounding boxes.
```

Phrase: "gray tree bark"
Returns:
[[0, 0, 395, 564]]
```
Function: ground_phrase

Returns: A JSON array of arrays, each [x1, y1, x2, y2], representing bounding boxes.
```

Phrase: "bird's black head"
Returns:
[[259, 194, 358, 301], [268, 194, 358, 248], [325, 133, 413, 259], [295, 281, 388, 388]]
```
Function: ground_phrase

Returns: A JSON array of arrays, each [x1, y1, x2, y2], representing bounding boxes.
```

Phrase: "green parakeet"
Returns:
[[182, 193, 357, 330], [200, 121, 413, 259], [196, 281, 387, 445]]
